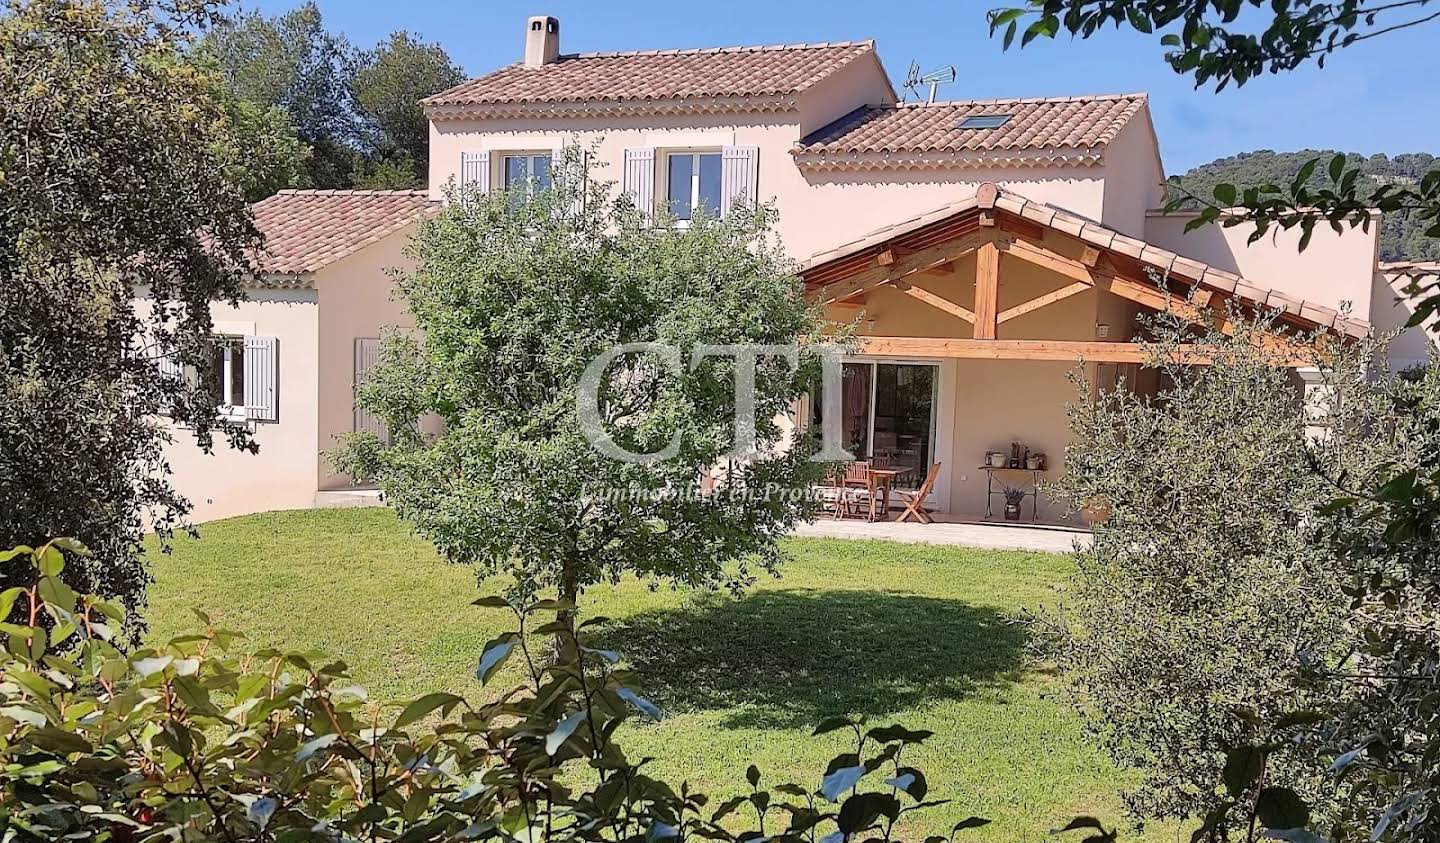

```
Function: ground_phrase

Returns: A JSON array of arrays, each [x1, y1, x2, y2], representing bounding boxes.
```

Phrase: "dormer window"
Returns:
[[956, 114, 1012, 130]]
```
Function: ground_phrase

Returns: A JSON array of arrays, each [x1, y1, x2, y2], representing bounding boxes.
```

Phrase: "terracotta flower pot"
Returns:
[[1080, 504, 1111, 525]]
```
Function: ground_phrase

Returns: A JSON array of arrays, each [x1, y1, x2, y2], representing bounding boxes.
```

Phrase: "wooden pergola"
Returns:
[[800, 183, 1367, 365]]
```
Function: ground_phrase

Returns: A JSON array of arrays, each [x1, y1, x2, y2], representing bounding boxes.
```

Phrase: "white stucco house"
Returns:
[[164, 14, 1439, 523]]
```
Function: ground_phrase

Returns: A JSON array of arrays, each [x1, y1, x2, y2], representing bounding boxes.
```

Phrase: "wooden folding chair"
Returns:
[[833, 461, 873, 519], [895, 462, 941, 524]]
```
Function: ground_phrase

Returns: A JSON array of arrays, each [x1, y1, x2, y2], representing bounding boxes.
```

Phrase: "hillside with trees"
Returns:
[[1177, 150, 1440, 261]]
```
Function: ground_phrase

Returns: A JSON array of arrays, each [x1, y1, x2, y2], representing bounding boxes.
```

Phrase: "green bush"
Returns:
[[1042, 311, 1381, 836], [1045, 306, 1440, 841], [0, 539, 1019, 843]]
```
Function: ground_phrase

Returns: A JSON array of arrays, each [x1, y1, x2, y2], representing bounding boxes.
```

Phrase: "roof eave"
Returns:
[[789, 147, 1108, 173], [424, 94, 800, 121]]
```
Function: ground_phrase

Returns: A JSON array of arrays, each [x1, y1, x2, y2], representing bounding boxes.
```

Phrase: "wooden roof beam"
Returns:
[[812, 231, 990, 306], [997, 281, 1092, 324], [898, 283, 976, 323], [858, 336, 1236, 364], [974, 240, 1000, 339]]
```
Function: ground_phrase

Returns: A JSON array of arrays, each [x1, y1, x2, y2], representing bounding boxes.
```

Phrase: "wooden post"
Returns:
[[974, 240, 1000, 339]]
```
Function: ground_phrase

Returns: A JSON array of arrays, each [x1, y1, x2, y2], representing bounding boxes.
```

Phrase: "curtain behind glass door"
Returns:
[[872, 363, 934, 488]]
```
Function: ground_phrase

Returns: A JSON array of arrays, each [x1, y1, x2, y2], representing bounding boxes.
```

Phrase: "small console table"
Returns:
[[979, 466, 1045, 522]]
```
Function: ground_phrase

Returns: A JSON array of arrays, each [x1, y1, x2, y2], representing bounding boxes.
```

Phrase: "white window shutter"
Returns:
[[459, 151, 490, 194], [721, 146, 759, 216], [156, 350, 183, 381], [243, 335, 278, 422], [567, 149, 590, 219], [353, 338, 390, 444], [622, 147, 655, 217]]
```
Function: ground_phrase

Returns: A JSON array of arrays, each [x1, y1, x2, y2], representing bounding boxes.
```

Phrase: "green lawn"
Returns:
[[144, 508, 1159, 841]]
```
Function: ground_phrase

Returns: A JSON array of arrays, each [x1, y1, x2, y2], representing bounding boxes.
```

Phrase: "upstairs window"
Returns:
[[502, 153, 552, 200], [666, 151, 723, 222]]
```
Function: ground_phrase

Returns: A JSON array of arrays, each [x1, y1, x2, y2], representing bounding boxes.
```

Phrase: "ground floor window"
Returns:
[[811, 360, 937, 488], [210, 335, 246, 416]]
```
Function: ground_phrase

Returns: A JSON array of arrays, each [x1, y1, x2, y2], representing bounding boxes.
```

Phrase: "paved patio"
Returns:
[[318, 490, 1088, 554], [793, 517, 1090, 554]]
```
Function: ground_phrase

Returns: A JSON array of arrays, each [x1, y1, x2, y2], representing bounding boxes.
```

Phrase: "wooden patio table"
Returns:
[[865, 467, 913, 522]]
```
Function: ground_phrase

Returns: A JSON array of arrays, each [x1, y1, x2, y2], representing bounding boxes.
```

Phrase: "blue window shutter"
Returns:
[[243, 335, 278, 422], [623, 147, 655, 217], [721, 146, 759, 216]]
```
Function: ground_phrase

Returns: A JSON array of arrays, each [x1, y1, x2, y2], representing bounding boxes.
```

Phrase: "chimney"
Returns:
[[524, 16, 560, 68]]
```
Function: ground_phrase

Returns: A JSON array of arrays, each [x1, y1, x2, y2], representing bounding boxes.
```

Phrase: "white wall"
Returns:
[[162, 289, 321, 522], [1145, 209, 1380, 319], [1373, 268, 1440, 368]]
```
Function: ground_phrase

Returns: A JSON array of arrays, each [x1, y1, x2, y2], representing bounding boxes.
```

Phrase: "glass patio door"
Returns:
[[812, 361, 937, 488]]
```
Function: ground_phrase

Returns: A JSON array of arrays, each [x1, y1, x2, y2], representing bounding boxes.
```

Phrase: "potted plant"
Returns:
[[1003, 486, 1026, 521], [1079, 495, 1111, 525]]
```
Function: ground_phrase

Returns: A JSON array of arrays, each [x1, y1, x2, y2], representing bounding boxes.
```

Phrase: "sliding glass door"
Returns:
[[812, 360, 938, 489]]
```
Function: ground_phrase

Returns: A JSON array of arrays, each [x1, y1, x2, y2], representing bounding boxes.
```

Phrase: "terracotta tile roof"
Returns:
[[801, 182, 1369, 339], [792, 94, 1147, 168], [250, 190, 438, 276], [422, 41, 877, 109]]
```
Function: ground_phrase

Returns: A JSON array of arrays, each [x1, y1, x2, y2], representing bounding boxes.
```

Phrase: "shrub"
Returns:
[[1042, 311, 1382, 834]]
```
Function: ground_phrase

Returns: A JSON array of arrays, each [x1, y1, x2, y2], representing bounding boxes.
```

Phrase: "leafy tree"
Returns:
[[349, 30, 465, 188], [0, 537, 1001, 842], [993, 7, 1440, 837], [1305, 363, 1440, 839], [212, 77, 312, 202], [0, 0, 258, 633], [198, 0, 357, 188], [1043, 311, 1375, 833], [334, 151, 829, 637]]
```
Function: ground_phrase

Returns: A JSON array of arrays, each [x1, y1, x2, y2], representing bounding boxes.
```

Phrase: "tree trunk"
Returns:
[[553, 557, 580, 662]]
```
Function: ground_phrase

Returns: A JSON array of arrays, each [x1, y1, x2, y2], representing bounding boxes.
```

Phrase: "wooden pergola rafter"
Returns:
[[801, 184, 1355, 366]]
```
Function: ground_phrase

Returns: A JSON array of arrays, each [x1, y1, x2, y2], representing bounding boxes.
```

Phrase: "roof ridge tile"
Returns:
[[568, 39, 869, 60]]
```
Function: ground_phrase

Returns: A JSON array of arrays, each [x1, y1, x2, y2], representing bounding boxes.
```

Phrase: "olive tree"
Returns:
[[0, 0, 258, 632], [336, 150, 829, 631], [1040, 311, 1393, 836]]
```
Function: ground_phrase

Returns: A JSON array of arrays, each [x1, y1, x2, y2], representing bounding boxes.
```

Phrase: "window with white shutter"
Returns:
[[459, 150, 490, 195], [622, 147, 656, 218], [353, 338, 390, 444], [721, 145, 760, 216], [242, 335, 278, 423]]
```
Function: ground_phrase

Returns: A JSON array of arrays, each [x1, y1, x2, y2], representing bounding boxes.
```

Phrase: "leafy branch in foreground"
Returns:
[[986, 0, 1440, 90], [0, 538, 1070, 842]]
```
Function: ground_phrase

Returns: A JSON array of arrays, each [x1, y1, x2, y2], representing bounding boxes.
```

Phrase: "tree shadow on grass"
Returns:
[[594, 588, 1027, 730]]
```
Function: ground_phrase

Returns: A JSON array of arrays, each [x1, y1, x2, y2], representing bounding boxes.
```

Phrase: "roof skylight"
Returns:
[[956, 114, 1012, 130]]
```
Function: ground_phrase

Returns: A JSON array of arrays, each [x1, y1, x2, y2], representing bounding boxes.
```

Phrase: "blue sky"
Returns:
[[261, 0, 1434, 172]]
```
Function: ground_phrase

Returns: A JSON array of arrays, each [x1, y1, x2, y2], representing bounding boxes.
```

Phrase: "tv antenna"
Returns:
[[901, 60, 957, 104]]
